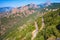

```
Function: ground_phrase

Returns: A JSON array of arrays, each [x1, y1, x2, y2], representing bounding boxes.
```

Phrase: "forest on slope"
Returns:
[[33, 9, 60, 40], [0, 3, 60, 40], [0, 9, 60, 40], [43, 9, 60, 40]]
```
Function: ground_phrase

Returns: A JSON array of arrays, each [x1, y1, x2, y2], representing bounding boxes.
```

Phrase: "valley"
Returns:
[[0, 3, 60, 40]]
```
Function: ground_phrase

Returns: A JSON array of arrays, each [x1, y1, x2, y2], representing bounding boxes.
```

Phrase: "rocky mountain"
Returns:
[[38, 2, 51, 8], [0, 2, 60, 40], [0, 3, 60, 16], [0, 2, 50, 14]]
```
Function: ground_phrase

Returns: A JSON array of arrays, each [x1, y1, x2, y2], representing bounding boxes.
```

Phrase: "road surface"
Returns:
[[31, 21, 38, 40]]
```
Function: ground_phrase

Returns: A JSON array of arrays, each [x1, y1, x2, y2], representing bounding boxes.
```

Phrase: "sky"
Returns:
[[0, 0, 60, 7]]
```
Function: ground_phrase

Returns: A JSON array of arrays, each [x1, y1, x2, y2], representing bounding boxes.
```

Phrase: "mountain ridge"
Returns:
[[0, 3, 60, 14]]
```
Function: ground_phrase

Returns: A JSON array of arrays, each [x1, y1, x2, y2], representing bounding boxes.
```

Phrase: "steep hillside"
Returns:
[[43, 9, 60, 40], [0, 10, 41, 40], [33, 9, 60, 40], [0, 3, 60, 40]]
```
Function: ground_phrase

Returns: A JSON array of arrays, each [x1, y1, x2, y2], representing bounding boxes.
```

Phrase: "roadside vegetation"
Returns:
[[0, 8, 60, 40]]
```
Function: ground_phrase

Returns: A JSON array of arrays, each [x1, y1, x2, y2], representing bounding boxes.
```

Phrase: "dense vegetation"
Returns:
[[43, 9, 60, 40], [0, 6, 60, 40], [34, 9, 60, 40], [3, 23, 35, 40], [0, 10, 41, 40]]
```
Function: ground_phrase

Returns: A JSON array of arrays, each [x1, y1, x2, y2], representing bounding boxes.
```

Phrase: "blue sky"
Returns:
[[0, 0, 60, 7]]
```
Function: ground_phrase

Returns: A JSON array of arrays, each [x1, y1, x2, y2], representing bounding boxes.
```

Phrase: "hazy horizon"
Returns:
[[0, 0, 60, 8]]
